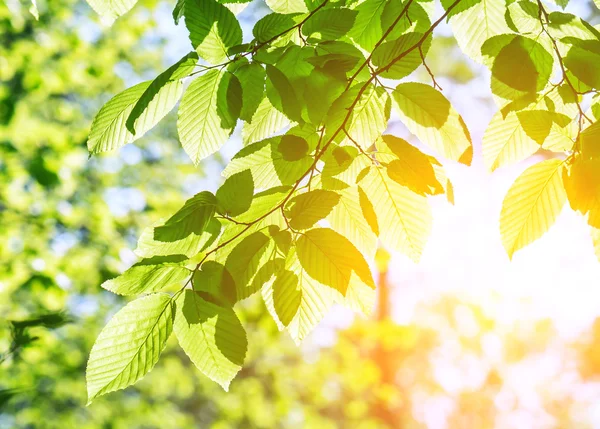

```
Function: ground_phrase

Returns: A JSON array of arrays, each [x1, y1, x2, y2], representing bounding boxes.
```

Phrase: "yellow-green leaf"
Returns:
[[500, 159, 567, 258]]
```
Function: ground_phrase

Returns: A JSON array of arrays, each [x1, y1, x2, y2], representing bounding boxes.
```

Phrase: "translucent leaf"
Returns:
[[392, 82, 472, 164], [154, 191, 218, 242], [285, 189, 340, 230], [446, 0, 509, 63], [272, 270, 302, 327], [183, 0, 242, 64], [302, 8, 357, 41], [86, 294, 174, 402], [327, 186, 378, 260], [225, 231, 273, 300], [564, 39, 600, 89], [216, 170, 254, 216], [348, 0, 387, 51], [232, 62, 265, 123], [372, 32, 431, 80], [328, 85, 390, 150], [178, 70, 233, 164], [266, 64, 302, 122], [361, 166, 432, 262], [563, 155, 600, 229], [88, 80, 181, 154], [242, 97, 290, 145], [500, 159, 567, 259], [85, 0, 137, 24], [235, 186, 290, 224], [192, 261, 237, 305], [224, 137, 312, 189], [253, 12, 301, 43], [296, 228, 374, 295], [262, 252, 335, 344], [380, 135, 444, 196], [135, 218, 221, 259], [174, 290, 247, 390], [482, 110, 544, 171], [265, 0, 308, 14], [126, 52, 198, 134], [102, 256, 190, 296], [484, 35, 553, 99]]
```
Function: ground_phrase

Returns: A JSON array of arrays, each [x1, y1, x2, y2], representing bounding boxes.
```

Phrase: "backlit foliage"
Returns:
[[80, 0, 600, 401]]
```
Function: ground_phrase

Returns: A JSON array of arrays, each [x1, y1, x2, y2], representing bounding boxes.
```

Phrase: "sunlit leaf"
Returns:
[[154, 191, 217, 242], [500, 159, 567, 258], [361, 166, 432, 262], [86, 0, 137, 24], [88, 81, 181, 154], [296, 228, 374, 295], [178, 70, 234, 164], [183, 0, 242, 64], [102, 256, 190, 296], [174, 290, 247, 390], [216, 170, 254, 216], [392, 82, 472, 164], [286, 190, 340, 230], [86, 294, 174, 402]]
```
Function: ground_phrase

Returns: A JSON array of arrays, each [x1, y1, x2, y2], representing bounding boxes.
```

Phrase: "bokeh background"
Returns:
[[2, 0, 600, 428]]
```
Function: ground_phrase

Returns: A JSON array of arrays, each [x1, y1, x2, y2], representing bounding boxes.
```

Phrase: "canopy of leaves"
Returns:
[[5, 0, 600, 414]]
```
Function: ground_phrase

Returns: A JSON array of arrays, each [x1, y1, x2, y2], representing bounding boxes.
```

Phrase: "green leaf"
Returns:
[[192, 261, 238, 305], [265, 0, 308, 14], [272, 270, 302, 327], [262, 253, 335, 344], [500, 159, 567, 259], [253, 13, 300, 43], [302, 8, 357, 41], [392, 82, 472, 164], [102, 256, 190, 296], [445, 0, 509, 63], [88, 80, 181, 154], [381, 135, 444, 196], [224, 137, 312, 189], [242, 97, 290, 145], [126, 52, 198, 134], [327, 84, 390, 150], [178, 70, 234, 164], [154, 191, 217, 242], [216, 170, 254, 217], [173, 0, 185, 24], [85, 0, 137, 23], [348, 0, 387, 51], [225, 231, 273, 300], [296, 228, 374, 295], [361, 166, 432, 262], [285, 189, 340, 230], [174, 290, 247, 390], [266, 64, 302, 122], [135, 218, 221, 259], [86, 294, 174, 402], [183, 0, 242, 64], [482, 35, 554, 100], [564, 39, 600, 89], [303, 65, 346, 124], [217, 71, 243, 129], [327, 186, 378, 260], [372, 32, 431, 80], [234, 186, 290, 224], [232, 62, 266, 122], [482, 109, 543, 171]]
